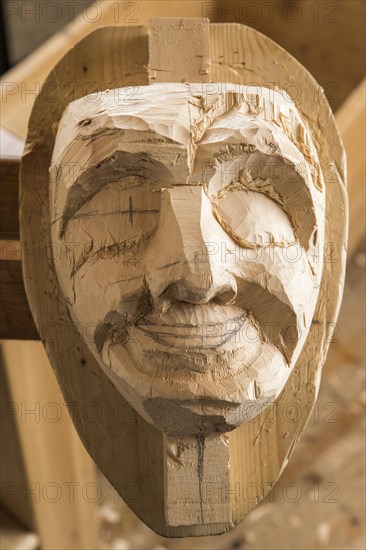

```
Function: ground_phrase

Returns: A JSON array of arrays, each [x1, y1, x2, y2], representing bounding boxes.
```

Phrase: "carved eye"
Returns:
[[63, 179, 161, 271], [212, 188, 296, 248]]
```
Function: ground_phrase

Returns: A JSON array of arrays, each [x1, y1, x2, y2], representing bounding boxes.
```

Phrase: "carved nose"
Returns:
[[145, 187, 237, 310]]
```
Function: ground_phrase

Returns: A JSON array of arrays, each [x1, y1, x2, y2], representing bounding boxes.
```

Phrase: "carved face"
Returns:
[[50, 83, 325, 435]]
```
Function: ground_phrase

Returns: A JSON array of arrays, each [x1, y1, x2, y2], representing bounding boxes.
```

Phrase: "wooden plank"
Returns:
[[0, 507, 39, 550], [1, 340, 99, 549], [148, 17, 210, 82], [0, 358, 35, 528], [336, 79, 366, 253], [0, 128, 24, 158]]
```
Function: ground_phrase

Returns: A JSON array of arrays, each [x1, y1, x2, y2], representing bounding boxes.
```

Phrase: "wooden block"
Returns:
[[148, 17, 211, 83], [0, 19, 355, 539], [18, 23, 347, 537], [165, 434, 231, 526]]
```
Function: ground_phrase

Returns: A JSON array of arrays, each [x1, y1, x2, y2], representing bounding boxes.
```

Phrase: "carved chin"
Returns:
[[98, 313, 291, 435]]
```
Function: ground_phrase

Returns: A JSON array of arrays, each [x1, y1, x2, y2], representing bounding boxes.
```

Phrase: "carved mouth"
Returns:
[[135, 304, 247, 350]]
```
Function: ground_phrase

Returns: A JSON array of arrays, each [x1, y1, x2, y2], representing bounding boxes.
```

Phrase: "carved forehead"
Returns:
[[50, 83, 324, 245], [52, 82, 317, 160]]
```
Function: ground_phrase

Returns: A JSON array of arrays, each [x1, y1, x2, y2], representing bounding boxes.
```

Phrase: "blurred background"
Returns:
[[0, 1, 365, 549]]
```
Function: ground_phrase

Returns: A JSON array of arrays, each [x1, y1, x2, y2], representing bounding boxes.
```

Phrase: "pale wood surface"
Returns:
[[96, 240, 365, 549], [19, 21, 347, 536], [0, 0, 213, 140], [0, 359, 35, 529], [336, 79, 366, 254], [1, 340, 99, 549], [1, 0, 365, 141], [148, 17, 211, 82], [0, 507, 40, 550], [0, 2, 362, 546]]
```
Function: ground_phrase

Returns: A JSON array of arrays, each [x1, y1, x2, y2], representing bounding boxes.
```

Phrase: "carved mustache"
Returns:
[[94, 279, 298, 362], [94, 289, 153, 353], [94, 287, 248, 353]]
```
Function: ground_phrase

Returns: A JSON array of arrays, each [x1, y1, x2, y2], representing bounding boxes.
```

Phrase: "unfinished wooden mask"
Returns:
[[51, 83, 325, 436], [20, 21, 347, 536]]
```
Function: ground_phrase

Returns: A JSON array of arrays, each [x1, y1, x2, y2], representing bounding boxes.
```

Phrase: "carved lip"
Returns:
[[135, 304, 247, 350]]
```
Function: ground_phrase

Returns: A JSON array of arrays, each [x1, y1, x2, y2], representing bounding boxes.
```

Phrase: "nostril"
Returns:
[[211, 285, 237, 306], [159, 281, 212, 306]]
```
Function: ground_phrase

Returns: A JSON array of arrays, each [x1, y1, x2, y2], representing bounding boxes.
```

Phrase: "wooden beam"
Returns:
[[336, 78, 366, 253], [0, 359, 35, 528], [17, 21, 348, 536], [1, 340, 99, 548], [0, 258, 38, 340], [0, 507, 39, 550], [0, 158, 19, 240]]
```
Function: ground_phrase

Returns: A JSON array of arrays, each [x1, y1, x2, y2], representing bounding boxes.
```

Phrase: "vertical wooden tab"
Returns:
[[148, 17, 211, 83], [164, 434, 232, 526]]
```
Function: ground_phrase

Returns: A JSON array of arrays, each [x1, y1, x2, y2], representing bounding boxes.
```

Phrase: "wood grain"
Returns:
[[98, 240, 365, 549], [1, 340, 99, 549], [148, 17, 211, 83], [19, 22, 347, 536], [336, 79, 366, 254]]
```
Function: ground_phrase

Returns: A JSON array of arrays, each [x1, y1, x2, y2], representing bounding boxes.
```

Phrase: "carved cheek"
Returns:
[[54, 181, 162, 327]]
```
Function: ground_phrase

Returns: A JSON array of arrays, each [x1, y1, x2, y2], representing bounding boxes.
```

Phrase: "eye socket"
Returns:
[[62, 179, 161, 271], [212, 187, 296, 248]]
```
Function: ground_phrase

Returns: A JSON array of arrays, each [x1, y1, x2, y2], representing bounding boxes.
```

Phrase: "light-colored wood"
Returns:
[[148, 17, 211, 83], [19, 21, 347, 536], [1, 341, 99, 549], [0, 1, 217, 140], [51, 81, 325, 432], [0, 507, 40, 550], [165, 434, 231, 526], [2, 0, 365, 143], [0, 358, 34, 529], [336, 78, 366, 254], [89, 240, 366, 549]]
